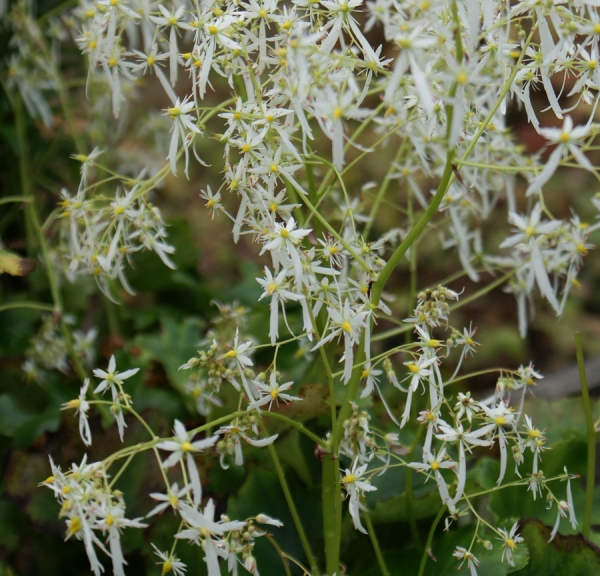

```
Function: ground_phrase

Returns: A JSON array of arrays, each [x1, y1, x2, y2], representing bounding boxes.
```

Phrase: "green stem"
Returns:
[[323, 454, 341, 576], [370, 152, 455, 307], [575, 330, 595, 539], [264, 533, 293, 576], [0, 195, 31, 206], [267, 442, 320, 576], [363, 508, 388, 576], [417, 505, 446, 576], [0, 301, 55, 313]]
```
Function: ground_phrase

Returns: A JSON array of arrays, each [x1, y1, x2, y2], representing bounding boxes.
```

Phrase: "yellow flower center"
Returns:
[[407, 363, 419, 373], [270, 389, 279, 398], [431, 461, 439, 470], [280, 228, 289, 238], [506, 538, 515, 549], [495, 416, 507, 426], [181, 441, 194, 452], [559, 132, 570, 143], [105, 514, 114, 527], [342, 321, 352, 333], [64, 399, 81, 410], [224, 350, 237, 358], [333, 107, 343, 120], [68, 516, 82, 535], [343, 474, 355, 483], [208, 25, 218, 35]]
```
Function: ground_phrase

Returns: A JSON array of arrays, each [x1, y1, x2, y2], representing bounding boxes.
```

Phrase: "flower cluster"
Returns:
[[7, 0, 598, 572]]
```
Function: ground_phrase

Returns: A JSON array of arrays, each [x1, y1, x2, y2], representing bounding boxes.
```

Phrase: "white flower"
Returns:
[[92, 355, 139, 396], [149, 5, 192, 86], [248, 372, 301, 410], [480, 401, 516, 485], [147, 482, 192, 517], [526, 116, 594, 196], [164, 96, 202, 177], [151, 543, 187, 576], [157, 420, 218, 507], [408, 448, 457, 512], [256, 266, 304, 344], [435, 420, 493, 505], [61, 379, 92, 446], [312, 299, 370, 383], [497, 521, 524, 567], [221, 329, 257, 403], [176, 500, 246, 576], [95, 501, 147, 576], [341, 459, 377, 533], [453, 546, 480, 576]]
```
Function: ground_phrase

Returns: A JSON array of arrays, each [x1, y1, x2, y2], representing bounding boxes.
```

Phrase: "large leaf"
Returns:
[[512, 519, 600, 576]]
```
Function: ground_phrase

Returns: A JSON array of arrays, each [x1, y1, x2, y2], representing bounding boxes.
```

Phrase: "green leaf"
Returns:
[[369, 490, 442, 524], [512, 519, 600, 576], [135, 316, 204, 395], [227, 464, 322, 576]]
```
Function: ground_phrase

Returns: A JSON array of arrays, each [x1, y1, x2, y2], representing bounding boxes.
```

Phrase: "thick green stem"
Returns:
[[323, 454, 341, 576], [575, 330, 595, 538]]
